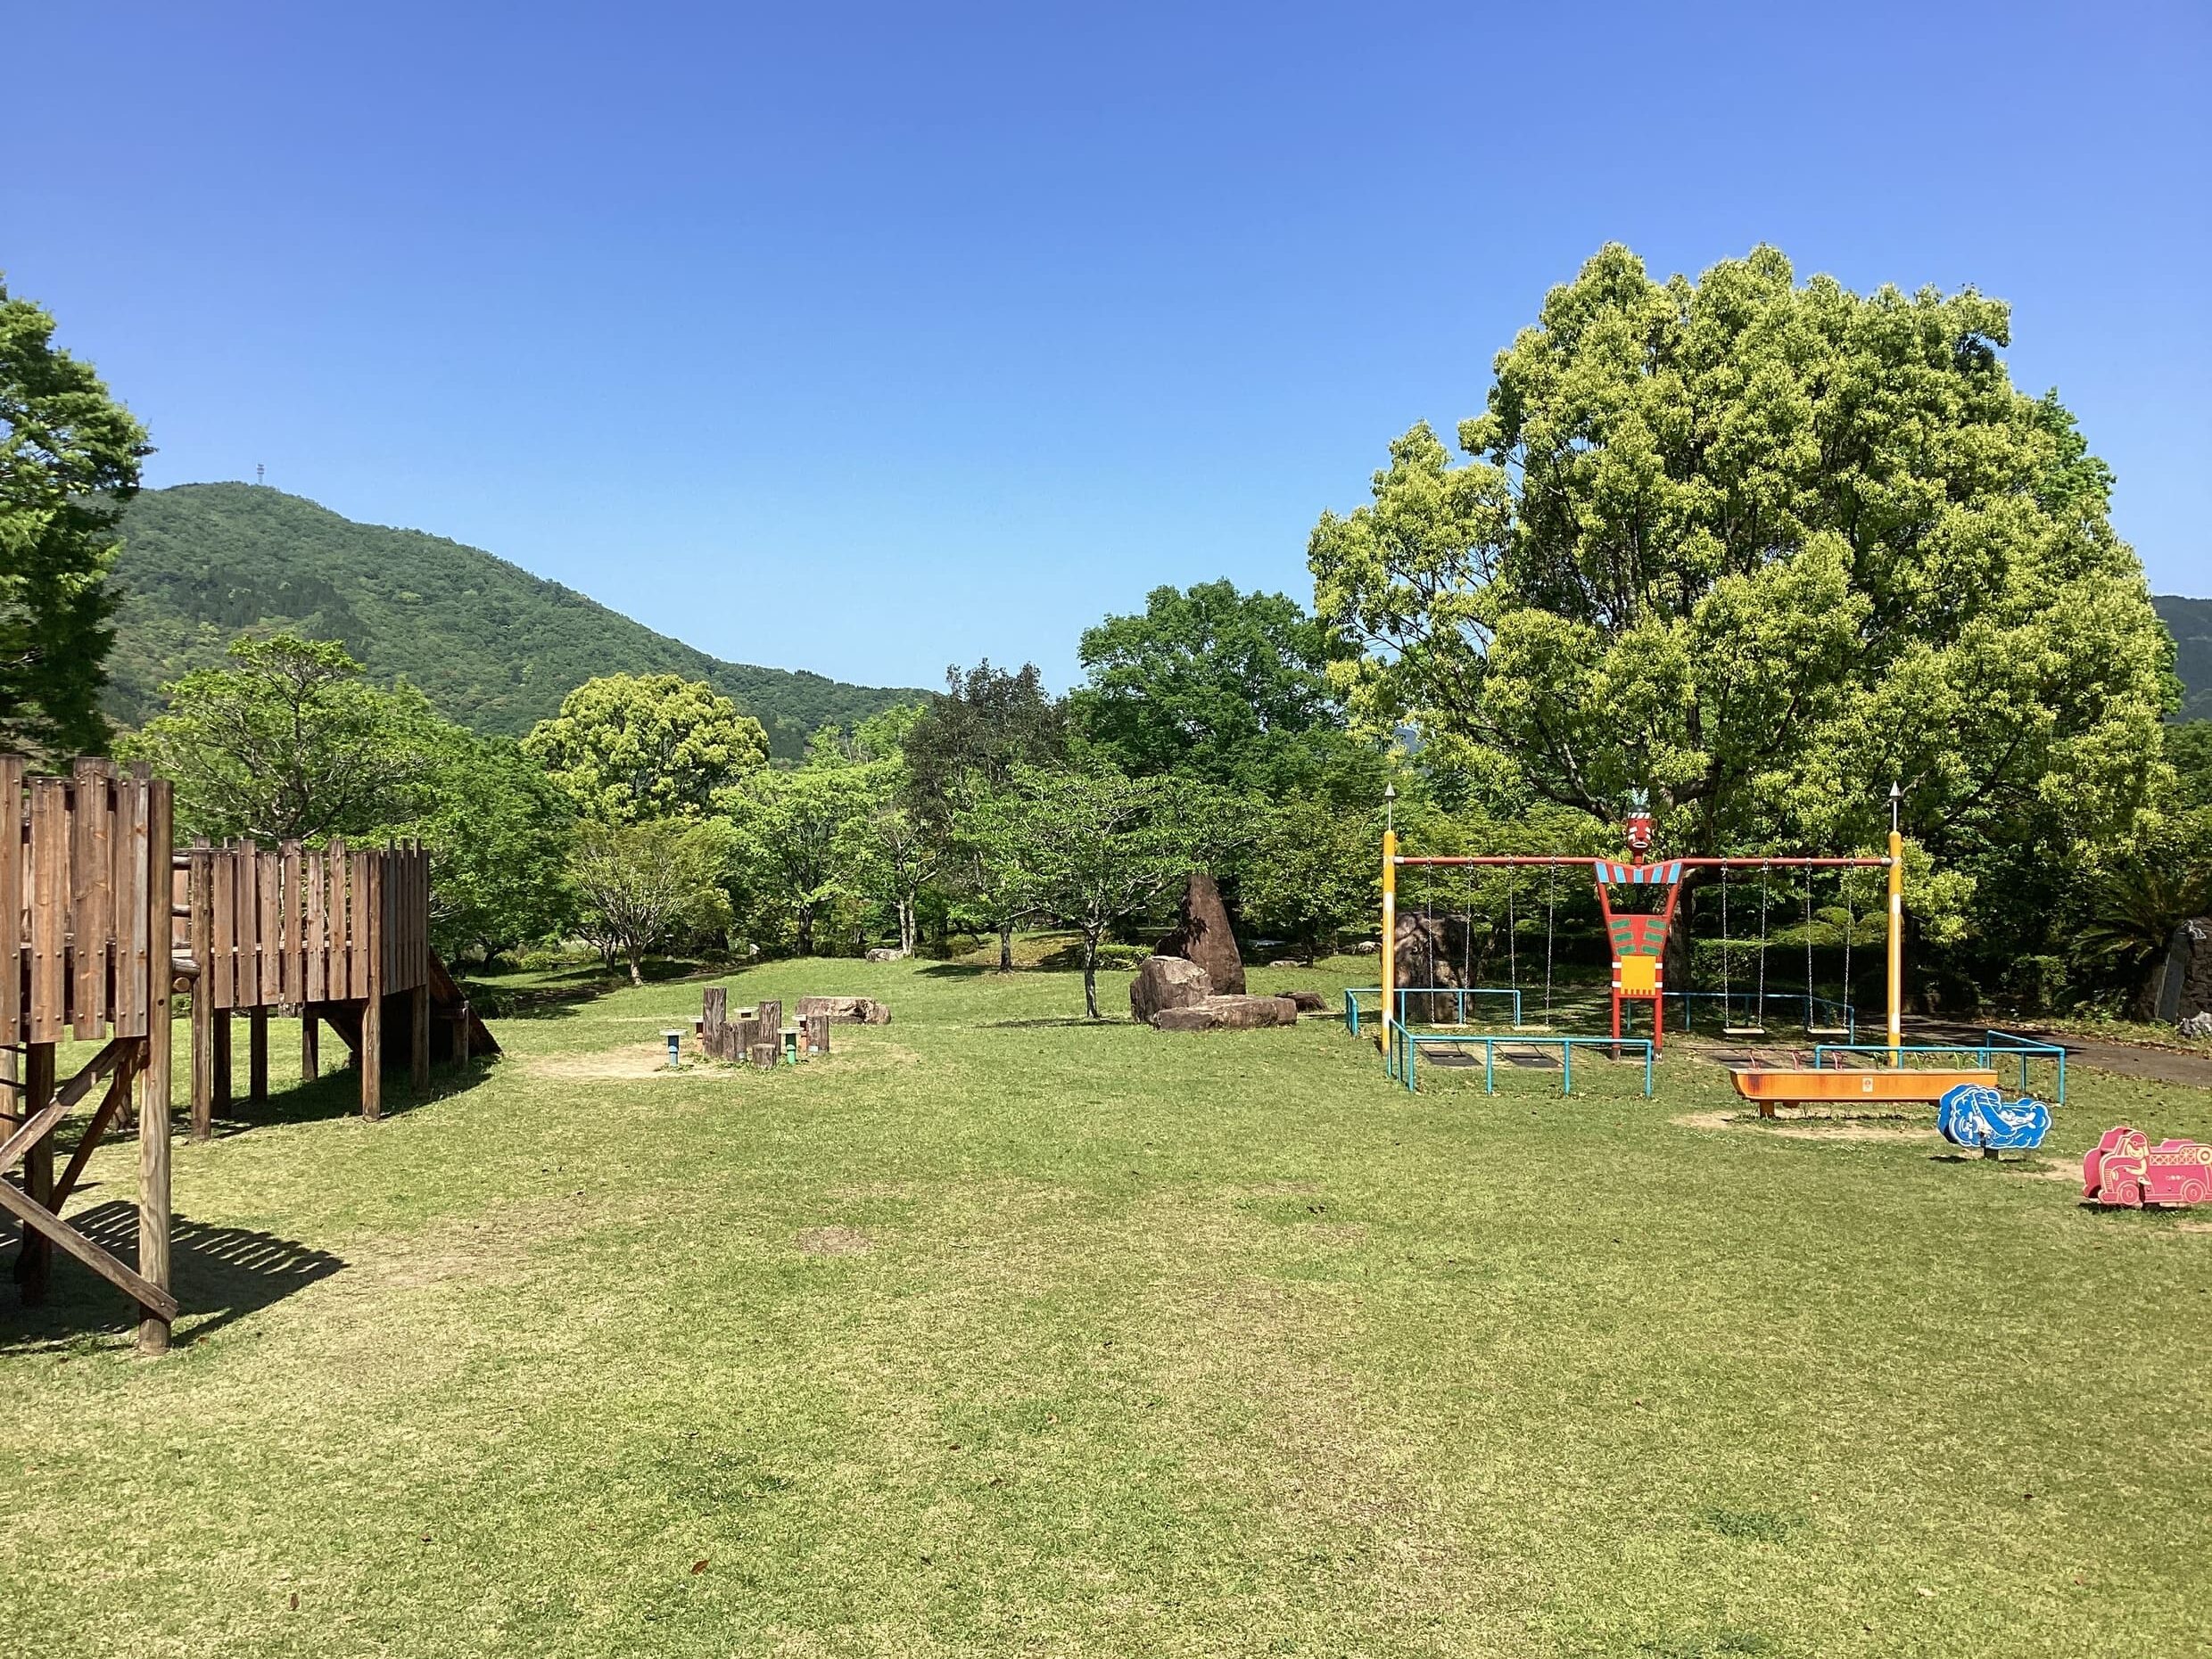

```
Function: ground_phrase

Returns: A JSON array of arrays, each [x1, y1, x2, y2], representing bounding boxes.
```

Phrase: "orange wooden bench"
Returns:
[[1729, 1066, 1997, 1118]]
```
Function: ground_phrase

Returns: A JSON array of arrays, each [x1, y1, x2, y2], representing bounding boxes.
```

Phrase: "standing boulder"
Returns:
[[1131, 954, 1211, 1022], [1159, 871, 1245, 995]]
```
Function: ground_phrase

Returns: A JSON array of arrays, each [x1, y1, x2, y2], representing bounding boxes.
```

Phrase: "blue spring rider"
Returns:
[[1937, 1082, 2051, 1158]]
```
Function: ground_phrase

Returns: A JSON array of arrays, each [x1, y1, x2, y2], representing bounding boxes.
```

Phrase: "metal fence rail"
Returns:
[[1386, 1019, 1655, 1097], [1809, 1035, 2068, 1105]]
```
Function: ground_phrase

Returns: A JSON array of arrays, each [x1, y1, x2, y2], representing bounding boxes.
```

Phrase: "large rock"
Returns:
[[2143, 917, 2211, 1025], [1284, 988, 1329, 1013], [1159, 871, 1244, 995], [1148, 993, 1299, 1031], [1131, 954, 1211, 1022], [795, 995, 892, 1026], [864, 947, 907, 963]]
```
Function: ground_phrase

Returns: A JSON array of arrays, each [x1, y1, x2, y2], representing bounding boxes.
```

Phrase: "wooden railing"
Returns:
[[172, 839, 428, 1012], [2, 756, 165, 1046]]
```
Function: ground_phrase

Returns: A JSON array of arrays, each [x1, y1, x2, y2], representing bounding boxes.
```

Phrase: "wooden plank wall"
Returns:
[[1, 758, 159, 1047], [172, 838, 429, 1012]]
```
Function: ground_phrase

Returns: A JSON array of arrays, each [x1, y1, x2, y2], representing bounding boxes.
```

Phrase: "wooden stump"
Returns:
[[749, 1042, 778, 1070], [805, 1011, 830, 1055]]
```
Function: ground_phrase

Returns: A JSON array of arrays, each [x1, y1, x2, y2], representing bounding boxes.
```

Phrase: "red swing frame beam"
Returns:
[[1382, 853, 1897, 1059]]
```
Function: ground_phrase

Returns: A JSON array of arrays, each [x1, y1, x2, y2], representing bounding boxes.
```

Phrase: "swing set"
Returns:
[[1376, 798, 1906, 1064]]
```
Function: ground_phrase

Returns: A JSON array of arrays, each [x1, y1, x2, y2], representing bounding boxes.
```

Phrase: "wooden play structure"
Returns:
[[2083, 1126, 2211, 1208], [3, 757, 177, 1353], [171, 838, 496, 1137]]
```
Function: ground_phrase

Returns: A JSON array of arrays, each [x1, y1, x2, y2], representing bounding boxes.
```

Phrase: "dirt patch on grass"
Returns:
[[795, 1226, 873, 1256], [524, 1040, 680, 1081], [1669, 1109, 1935, 1143]]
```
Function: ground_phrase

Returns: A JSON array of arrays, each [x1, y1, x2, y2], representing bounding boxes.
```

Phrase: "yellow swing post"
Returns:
[[1379, 828, 1398, 1051], [1886, 822, 1904, 1068]]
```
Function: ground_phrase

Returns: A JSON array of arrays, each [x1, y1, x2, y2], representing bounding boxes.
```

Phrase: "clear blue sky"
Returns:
[[7, 1, 2207, 690]]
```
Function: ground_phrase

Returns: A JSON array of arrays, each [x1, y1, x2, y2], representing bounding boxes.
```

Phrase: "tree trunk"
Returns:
[[1082, 929, 1102, 1019], [796, 904, 814, 957], [998, 922, 1015, 972], [898, 893, 917, 956], [627, 952, 644, 986]]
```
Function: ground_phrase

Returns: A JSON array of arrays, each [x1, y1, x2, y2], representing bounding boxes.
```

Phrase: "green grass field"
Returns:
[[4, 954, 2208, 1656]]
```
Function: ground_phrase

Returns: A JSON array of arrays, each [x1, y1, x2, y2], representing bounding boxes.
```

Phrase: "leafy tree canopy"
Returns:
[[417, 732, 577, 965], [1070, 580, 1355, 794], [123, 633, 442, 841], [570, 818, 735, 984], [0, 276, 152, 760], [979, 764, 1215, 1017], [903, 660, 1067, 823], [1310, 243, 2175, 944], [524, 672, 769, 822]]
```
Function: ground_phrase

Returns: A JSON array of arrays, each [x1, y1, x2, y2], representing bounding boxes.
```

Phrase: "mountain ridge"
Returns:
[[102, 483, 928, 757], [2154, 594, 2212, 722]]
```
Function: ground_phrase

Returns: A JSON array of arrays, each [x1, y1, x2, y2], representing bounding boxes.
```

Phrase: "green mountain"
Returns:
[[102, 483, 927, 757], [2156, 595, 2212, 722]]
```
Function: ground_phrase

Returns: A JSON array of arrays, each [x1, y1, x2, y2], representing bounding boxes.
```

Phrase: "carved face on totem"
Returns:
[[1625, 806, 1655, 854]]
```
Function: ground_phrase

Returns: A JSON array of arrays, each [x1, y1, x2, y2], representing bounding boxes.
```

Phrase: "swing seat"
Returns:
[[1805, 1023, 1851, 1039], [1721, 1022, 1769, 1039]]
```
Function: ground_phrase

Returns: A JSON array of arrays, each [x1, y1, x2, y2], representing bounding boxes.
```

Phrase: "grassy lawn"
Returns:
[[4, 954, 2208, 1656]]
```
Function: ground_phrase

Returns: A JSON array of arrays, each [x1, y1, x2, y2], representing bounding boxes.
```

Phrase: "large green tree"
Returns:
[[124, 634, 444, 841], [0, 277, 152, 759], [1310, 244, 2175, 962], [980, 765, 1211, 1018], [417, 733, 577, 965], [1070, 580, 1352, 793], [523, 673, 769, 822], [902, 660, 1067, 824], [570, 818, 735, 984]]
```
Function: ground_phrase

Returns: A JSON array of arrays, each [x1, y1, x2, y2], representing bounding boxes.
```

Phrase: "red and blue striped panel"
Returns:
[[1593, 860, 1683, 886]]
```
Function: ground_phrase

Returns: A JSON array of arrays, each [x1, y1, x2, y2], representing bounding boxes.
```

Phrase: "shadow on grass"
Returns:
[[3, 1201, 344, 1354], [173, 1056, 503, 1140], [978, 1017, 1134, 1029]]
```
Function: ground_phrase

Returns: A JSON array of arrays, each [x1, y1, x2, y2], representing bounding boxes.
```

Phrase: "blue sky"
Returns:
[[7, 1, 2206, 690]]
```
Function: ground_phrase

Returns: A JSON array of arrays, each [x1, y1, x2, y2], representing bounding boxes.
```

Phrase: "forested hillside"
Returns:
[[2155, 594, 2212, 721], [102, 483, 924, 755]]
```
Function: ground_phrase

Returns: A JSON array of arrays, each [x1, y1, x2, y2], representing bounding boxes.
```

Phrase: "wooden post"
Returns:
[[805, 1011, 830, 1056], [139, 779, 174, 1356], [189, 845, 214, 1141], [749, 1042, 778, 1070], [756, 999, 781, 1047], [248, 1007, 268, 1102], [301, 1011, 318, 1080], [14, 1043, 54, 1302], [360, 997, 383, 1120], [359, 855, 384, 1121], [210, 1011, 232, 1111], [410, 981, 430, 1094]]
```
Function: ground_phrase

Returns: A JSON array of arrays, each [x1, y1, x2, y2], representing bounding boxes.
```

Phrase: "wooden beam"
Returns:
[[249, 1008, 268, 1102], [12, 1043, 54, 1300], [0, 1176, 180, 1322], [52, 1050, 137, 1212], [139, 777, 175, 1355], [0, 1040, 121, 1176], [410, 982, 430, 1094], [301, 1011, 319, 1081]]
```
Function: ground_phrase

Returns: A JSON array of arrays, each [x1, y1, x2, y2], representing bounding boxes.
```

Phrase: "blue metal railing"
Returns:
[[1387, 1018, 1654, 1097], [1808, 1033, 2068, 1105], [1346, 986, 1530, 1038]]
